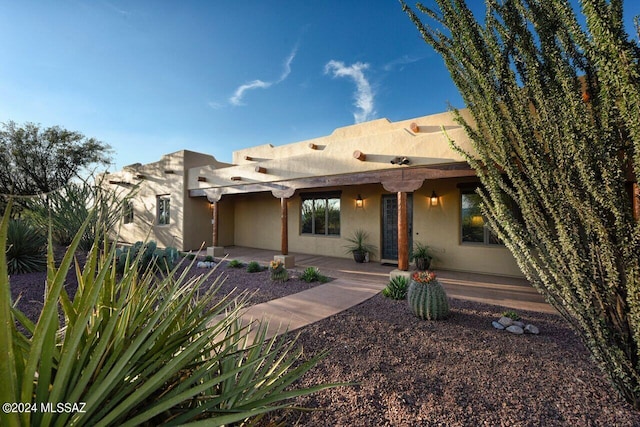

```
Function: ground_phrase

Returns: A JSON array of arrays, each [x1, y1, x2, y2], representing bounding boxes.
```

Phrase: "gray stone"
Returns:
[[498, 316, 513, 327], [197, 261, 214, 268], [492, 321, 505, 330], [525, 324, 540, 335], [506, 325, 524, 334], [512, 321, 525, 328]]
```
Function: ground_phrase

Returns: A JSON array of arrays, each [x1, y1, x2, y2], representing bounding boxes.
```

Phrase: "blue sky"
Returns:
[[1, 1, 639, 170]]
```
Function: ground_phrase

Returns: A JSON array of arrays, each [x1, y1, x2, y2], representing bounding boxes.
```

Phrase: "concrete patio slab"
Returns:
[[208, 246, 556, 340], [233, 277, 387, 339]]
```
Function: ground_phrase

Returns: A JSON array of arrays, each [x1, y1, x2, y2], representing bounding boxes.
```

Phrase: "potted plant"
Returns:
[[410, 241, 433, 271], [407, 270, 450, 320], [343, 229, 377, 263]]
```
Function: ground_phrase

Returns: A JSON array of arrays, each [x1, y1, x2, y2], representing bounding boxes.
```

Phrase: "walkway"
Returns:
[[212, 246, 555, 339]]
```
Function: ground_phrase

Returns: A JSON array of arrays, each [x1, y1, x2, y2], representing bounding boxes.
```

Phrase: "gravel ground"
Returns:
[[9, 256, 327, 324], [265, 296, 640, 426], [8, 255, 640, 425]]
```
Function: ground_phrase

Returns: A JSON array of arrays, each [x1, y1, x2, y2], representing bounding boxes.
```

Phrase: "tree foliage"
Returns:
[[401, 0, 640, 409], [0, 121, 112, 197], [25, 175, 133, 251]]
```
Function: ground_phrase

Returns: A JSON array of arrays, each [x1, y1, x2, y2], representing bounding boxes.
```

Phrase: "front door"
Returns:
[[381, 194, 413, 262]]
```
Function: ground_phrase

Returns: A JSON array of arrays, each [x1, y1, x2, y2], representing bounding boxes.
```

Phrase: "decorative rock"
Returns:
[[506, 325, 524, 334], [525, 324, 540, 335], [498, 316, 513, 327], [197, 261, 215, 268], [492, 321, 505, 330], [512, 321, 525, 328]]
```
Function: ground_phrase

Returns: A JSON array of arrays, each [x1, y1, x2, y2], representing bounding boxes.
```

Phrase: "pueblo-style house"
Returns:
[[106, 110, 530, 277]]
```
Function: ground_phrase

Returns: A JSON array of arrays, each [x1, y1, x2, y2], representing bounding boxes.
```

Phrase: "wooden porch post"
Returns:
[[211, 201, 219, 247], [397, 191, 409, 271], [272, 188, 295, 268], [281, 197, 288, 255]]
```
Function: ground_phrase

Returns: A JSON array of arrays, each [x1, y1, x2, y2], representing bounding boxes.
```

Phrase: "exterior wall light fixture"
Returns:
[[356, 194, 364, 208], [430, 190, 438, 207]]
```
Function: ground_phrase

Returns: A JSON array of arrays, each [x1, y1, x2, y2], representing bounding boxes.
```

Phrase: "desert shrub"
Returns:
[[6, 218, 46, 274], [25, 176, 130, 251], [502, 310, 521, 321], [115, 241, 179, 274], [402, 0, 640, 407], [246, 261, 262, 273], [382, 276, 409, 300], [0, 200, 341, 426], [204, 255, 214, 262], [300, 267, 329, 283], [227, 259, 243, 268]]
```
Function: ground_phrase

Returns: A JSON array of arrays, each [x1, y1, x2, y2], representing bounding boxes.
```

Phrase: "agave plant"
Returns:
[[6, 218, 46, 274], [0, 199, 341, 427], [382, 275, 409, 300]]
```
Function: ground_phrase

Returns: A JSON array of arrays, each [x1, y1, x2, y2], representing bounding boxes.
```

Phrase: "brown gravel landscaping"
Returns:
[[8, 255, 640, 426], [265, 295, 640, 426], [9, 257, 327, 324]]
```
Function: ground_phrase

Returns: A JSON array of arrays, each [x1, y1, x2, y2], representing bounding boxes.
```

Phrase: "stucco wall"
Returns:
[[107, 150, 227, 251], [225, 179, 523, 277], [232, 193, 281, 250], [114, 160, 186, 250], [412, 178, 523, 277], [216, 197, 236, 247]]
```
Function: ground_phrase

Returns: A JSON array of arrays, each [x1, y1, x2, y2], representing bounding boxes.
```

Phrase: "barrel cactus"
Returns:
[[269, 259, 289, 282], [407, 271, 450, 320]]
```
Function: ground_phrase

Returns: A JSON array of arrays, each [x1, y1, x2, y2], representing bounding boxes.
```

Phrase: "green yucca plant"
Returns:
[[6, 218, 46, 274], [0, 199, 341, 427]]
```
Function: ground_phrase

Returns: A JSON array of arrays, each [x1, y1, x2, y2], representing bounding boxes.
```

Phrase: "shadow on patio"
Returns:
[[215, 246, 555, 314]]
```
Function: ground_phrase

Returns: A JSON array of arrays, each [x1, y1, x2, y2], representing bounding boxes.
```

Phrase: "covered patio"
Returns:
[[214, 246, 555, 314]]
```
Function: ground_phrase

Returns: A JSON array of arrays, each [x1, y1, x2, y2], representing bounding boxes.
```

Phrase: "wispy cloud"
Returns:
[[103, 1, 132, 18], [383, 54, 423, 72], [229, 44, 298, 106], [324, 60, 376, 123], [229, 80, 272, 106], [279, 44, 297, 82]]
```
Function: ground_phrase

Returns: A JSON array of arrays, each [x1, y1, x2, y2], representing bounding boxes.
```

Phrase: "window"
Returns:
[[301, 192, 340, 236], [157, 195, 170, 225], [123, 200, 134, 224], [460, 190, 502, 245]]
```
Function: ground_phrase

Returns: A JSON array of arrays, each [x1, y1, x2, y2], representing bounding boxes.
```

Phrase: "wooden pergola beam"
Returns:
[[189, 162, 475, 198]]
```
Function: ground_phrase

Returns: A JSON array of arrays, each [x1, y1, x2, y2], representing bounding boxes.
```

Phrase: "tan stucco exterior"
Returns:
[[105, 150, 230, 250], [107, 111, 524, 278]]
